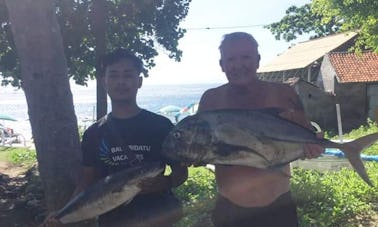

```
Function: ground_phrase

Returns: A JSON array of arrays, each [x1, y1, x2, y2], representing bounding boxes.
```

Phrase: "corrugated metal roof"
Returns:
[[257, 32, 358, 73], [328, 52, 378, 83]]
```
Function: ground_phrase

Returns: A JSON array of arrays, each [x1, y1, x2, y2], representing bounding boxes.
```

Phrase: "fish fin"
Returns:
[[339, 132, 378, 187]]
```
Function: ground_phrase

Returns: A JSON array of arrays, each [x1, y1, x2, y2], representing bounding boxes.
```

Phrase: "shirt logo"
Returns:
[[99, 139, 151, 166]]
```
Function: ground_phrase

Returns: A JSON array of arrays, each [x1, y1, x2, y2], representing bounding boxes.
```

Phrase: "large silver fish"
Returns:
[[162, 108, 377, 186], [53, 163, 164, 224]]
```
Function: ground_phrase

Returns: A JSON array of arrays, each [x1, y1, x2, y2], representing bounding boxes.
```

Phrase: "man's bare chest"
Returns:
[[223, 92, 274, 109]]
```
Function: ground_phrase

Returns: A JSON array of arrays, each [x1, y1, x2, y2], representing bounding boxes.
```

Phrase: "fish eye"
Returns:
[[173, 131, 181, 139]]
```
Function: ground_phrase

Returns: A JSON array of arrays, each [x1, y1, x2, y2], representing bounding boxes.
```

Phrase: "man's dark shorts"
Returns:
[[99, 191, 183, 227], [212, 191, 298, 227]]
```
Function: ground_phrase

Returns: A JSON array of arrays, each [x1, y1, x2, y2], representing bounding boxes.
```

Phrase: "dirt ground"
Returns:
[[0, 161, 46, 227]]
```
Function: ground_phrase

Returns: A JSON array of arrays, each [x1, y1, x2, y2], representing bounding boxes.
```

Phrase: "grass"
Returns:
[[292, 163, 378, 226], [173, 163, 378, 227], [174, 167, 216, 226], [174, 120, 378, 226], [1, 121, 378, 226], [0, 146, 37, 166], [326, 119, 378, 155]]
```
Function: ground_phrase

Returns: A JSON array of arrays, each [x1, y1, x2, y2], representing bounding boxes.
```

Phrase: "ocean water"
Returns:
[[0, 83, 222, 140]]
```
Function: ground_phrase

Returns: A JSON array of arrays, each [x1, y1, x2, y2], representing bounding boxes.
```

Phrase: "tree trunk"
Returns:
[[92, 0, 108, 120], [5, 1, 94, 226]]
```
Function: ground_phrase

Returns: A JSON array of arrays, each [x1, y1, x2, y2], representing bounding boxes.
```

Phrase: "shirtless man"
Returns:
[[198, 32, 323, 227]]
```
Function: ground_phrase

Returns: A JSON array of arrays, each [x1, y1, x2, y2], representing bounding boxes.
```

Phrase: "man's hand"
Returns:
[[38, 212, 62, 227], [303, 132, 324, 159], [138, 175, 171, 194]]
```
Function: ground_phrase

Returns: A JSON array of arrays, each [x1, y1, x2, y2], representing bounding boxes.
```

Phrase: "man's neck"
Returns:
[[111, 101, 141, 119]]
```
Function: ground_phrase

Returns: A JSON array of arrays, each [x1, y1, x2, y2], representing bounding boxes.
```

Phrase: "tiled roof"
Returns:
[[328, 52, 378, 83], [258, 32, 358, 73]]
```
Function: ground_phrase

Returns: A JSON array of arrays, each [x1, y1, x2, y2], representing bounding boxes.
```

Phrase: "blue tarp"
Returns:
[[324, 148, 378, 162]]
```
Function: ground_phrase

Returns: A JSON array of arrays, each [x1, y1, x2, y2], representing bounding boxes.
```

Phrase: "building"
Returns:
[[283, 77, 337, 131], [257, 32, 358, 83], [257, 32, 378, 132], [319, 51, 378, 130]]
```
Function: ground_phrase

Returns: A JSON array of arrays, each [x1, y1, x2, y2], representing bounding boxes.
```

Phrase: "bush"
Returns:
[[330, 120, 378, 156], [2, 122, 377, 226], [0, 147, 37, 166], [292, 163, 378, 226], [174, 166, 216, 226], [9, 148, 37, 165], [172, 164, 377, 227]]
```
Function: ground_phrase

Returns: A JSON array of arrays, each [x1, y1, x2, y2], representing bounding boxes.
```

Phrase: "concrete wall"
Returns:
[[367, 84, 378, 121], [293, 81, 337, 131], [335, 82, 367, 131]]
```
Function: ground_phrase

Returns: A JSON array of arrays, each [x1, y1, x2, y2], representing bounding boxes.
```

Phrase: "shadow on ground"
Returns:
[[0, 164, 45, 227]]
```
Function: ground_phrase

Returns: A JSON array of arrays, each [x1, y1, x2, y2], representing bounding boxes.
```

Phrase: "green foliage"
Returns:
[[174, 166, 216, 227], [329, 119, 378, 155], [265, 0, 378, 51], [0, 0, 192, 86], [312, 0, 378, 52], [343, 119, 378, 139], [2, 121, 378, 226], [293, 119, 378, 226], [78, 125, 86, 140], [9, 148, 36, 165], [0, 146, 36, 165], [264, 4, 341, 41], [172, 163, 378, 227], [292, 164, 378, 226]]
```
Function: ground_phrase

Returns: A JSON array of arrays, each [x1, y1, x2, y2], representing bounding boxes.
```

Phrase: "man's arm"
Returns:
[[280, 86, 324, 159], [39, 166, 97, 227], [169, 164, 188, 187], [71, 166, 97, 198]]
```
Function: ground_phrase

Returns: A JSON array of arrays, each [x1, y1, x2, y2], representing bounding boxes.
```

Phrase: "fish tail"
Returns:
[[339, 132, 378, 187]]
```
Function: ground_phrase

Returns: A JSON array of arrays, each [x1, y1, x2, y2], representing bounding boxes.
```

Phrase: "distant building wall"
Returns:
[[287, 78, 337, 131], [367, 84, 378, 121], [335, 82, 367, 131]]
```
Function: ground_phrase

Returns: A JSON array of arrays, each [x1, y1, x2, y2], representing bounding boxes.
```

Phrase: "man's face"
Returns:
[[220, 39, 260, 86], [103, 59, 142, 102]]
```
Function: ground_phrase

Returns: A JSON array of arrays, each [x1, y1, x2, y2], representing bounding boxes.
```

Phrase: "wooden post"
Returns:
[[336, 104, 343, 143]]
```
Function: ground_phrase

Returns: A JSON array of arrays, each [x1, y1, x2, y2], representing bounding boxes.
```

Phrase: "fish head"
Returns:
[[162, 114, 213, 164]]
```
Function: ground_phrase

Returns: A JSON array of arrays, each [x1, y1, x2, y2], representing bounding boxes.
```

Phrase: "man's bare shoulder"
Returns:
[[200, 84, 227, 101], [203, 84, 227, 95], [199, 84, 228, 111]]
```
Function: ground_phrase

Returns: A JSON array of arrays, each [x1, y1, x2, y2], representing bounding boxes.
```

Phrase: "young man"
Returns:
[[43, 49, 188, 227], [198, 32, 323, 227]]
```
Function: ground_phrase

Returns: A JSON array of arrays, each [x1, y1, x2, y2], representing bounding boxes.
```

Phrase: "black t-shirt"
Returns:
[[81, 109, 173, 177]]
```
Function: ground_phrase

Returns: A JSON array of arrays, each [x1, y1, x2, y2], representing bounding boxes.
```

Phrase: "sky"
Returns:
[[2, 0, 312, 90], [143, 0, 312, 85]]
